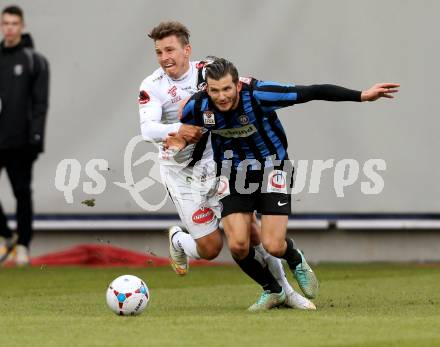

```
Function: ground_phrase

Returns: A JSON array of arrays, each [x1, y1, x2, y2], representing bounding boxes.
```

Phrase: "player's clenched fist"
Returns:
[[163, 132, 187, 151], [178, 124, 203, 144]]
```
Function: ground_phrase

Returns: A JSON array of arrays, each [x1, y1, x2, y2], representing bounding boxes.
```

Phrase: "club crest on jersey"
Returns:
[[168, 86, 177, 97], [138, 90, 150, 104], [203, 110, 215, 125], [238, 114, 249, 125], [267, 170, 288, 194], [167, 85, 182, 103]]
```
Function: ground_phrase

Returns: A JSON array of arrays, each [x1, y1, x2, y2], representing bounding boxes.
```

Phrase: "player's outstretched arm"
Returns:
[[251, 80, 400, 112], [360, 83, 400, 102]]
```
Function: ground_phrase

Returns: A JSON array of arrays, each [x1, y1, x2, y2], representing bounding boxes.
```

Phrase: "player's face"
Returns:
[[155, 35, 191, 80], [207, 74, 242, 112], [0, 13, 24, 46]]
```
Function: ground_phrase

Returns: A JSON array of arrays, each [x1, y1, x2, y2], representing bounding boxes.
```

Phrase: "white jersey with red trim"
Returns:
[[139, 61, 212, 166], [138, 61, 219, 239]]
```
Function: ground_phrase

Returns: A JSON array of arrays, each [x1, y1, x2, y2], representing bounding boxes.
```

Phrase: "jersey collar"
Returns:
[[168, 63, 194, 83]]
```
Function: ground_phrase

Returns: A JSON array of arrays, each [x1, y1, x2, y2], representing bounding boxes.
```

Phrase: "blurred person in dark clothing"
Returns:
[[0, 5, 49, 266]]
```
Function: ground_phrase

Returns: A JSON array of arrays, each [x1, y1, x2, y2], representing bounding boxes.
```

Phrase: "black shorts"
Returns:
[[219, 168, 293, 218]]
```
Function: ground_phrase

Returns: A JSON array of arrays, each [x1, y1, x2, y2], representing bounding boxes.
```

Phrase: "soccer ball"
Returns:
[[106, 275, 149, 316]]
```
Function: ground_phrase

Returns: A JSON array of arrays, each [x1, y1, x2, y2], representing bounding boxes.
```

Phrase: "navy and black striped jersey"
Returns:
[[181, 78, 361, 169], [181, 78, 296, 169]]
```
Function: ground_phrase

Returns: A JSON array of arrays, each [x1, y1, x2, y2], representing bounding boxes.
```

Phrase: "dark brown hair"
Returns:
[[148, 21, 190, 46], [205, 58, 239, 84], [2, 5, 23, 20]]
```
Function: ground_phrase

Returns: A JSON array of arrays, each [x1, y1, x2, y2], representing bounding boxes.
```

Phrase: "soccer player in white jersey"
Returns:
[[138, 21, 315, 310]]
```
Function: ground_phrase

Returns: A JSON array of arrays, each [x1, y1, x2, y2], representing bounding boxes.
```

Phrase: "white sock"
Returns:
[[172, 231, 201, 259], [255, 244, 294, 296]]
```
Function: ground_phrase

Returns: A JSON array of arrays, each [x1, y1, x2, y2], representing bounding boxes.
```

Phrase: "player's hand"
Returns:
[[163, 132, 187, 151], [178, 124, 203, 144], [361, 83, 400, 102]]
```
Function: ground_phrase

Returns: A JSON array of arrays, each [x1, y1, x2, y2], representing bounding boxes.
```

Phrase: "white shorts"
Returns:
[[160, 162, 221, 239]]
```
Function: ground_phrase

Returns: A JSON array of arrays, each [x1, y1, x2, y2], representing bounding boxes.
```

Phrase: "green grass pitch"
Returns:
[[1, 263, 440, 347]]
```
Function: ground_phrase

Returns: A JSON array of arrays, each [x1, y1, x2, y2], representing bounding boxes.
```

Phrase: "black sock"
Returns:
[[234, 247, 282, 294], [0, 205, 13, 239], [281, 238, 302, 270]]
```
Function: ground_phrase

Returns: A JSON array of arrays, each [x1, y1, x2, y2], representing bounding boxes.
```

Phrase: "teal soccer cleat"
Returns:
[[248, 289, 286, 312], [293, 249, 319, 299]]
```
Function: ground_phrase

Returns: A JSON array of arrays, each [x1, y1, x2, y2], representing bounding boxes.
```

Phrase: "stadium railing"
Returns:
[[6, 213, 440, 230]]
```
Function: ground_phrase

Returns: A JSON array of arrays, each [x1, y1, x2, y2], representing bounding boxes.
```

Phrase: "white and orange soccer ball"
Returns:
[[106, 275, 149, 316]]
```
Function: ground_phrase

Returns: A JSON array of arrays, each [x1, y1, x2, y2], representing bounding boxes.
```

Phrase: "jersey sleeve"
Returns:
[[252, 80, 300, 112], [138, 80, 181, 142], [180, 95, 202, 126], [293, 84, 362, 103], [252, 80, 362, 112]]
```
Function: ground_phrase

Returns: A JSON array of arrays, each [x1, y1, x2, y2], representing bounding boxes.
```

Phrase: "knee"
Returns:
[[262, 240, 285, 257], [229, 241, 249, 260], [202, 243, 222, 260], [198, 237, 223, 260]]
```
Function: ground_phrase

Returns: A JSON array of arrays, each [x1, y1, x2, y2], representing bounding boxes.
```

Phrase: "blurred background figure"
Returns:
[[0, 5, 49, 266]]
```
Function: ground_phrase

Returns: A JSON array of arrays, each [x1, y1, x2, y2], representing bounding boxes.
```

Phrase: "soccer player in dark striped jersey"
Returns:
[[167, 57, 399, 310]]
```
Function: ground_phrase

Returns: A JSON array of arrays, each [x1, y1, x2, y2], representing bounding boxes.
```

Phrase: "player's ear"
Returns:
[[184, 44, 192, 58], [237, 81, 242, 92]]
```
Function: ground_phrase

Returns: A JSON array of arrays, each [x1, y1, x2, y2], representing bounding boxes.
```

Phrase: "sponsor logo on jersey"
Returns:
[[238, 114, 249, 125], [152, 74, 164, 82], [212, 124, 257, 138], [192, 207, 215, 224], [171, 96, 182, 104], [203, 110, 215, 125], [138, 90, 150, 104], [168, 86, 178, 97], [267, 170, 288, 194]]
